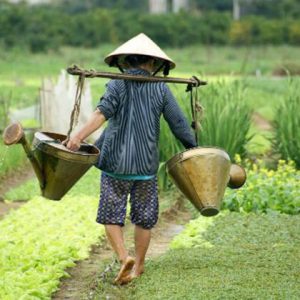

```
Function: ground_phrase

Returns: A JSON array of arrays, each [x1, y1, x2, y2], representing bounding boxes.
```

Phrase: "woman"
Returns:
[[65, 33, 197, 284]]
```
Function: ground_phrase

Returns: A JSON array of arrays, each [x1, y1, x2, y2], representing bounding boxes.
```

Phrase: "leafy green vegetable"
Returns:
[[223, 157, 300, 214], [0, 195, 105, 299]]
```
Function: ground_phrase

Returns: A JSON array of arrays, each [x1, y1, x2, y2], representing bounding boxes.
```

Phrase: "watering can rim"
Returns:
[[33, 131, 100, 164], [166, 146, 230, 172]]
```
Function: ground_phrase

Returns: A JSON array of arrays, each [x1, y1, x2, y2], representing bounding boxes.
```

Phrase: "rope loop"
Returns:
[[66, 74, 86, 140], [186, 83, 204, 143]]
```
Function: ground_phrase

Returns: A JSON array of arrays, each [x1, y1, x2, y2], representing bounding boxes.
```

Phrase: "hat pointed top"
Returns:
[[104, 33, 176, 71]]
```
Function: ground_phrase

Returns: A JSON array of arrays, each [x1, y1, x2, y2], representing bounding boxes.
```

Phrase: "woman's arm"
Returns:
[[65, 109, 106, 151], [162, 85, 197, 149]]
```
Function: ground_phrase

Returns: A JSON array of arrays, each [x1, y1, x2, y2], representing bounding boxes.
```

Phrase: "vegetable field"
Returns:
[[0, 45, 300, 299]]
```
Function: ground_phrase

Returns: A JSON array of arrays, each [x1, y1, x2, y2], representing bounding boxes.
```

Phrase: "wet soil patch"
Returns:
[[0, 200, 26, 219], [0, 164, 34, 218]]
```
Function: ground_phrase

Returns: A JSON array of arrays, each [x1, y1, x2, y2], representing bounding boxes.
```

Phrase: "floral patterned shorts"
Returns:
[[96, 173, 158, 229]]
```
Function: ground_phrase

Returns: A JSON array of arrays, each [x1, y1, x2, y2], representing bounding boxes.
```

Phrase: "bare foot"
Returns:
[[132, 265, 144, 277], [117, 266, 144, 285], [114, 256, 135, 285]]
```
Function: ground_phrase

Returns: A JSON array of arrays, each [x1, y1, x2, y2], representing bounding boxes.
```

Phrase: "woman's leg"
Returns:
[[96, 174, 135, 284], [105, 224, 128, 263], [127, 177, 158, 281], [105, 224, 135, 284], [133, 225, 151, 275]]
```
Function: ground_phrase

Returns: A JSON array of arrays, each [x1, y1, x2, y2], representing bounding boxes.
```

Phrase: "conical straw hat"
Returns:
[[105, 33, 176, 70]]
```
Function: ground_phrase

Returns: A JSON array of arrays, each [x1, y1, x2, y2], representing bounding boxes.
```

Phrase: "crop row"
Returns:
[[0, 169, 104, 299]]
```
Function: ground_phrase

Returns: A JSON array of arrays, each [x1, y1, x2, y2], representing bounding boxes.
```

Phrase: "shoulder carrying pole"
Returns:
[[66, 65, 207, 87]]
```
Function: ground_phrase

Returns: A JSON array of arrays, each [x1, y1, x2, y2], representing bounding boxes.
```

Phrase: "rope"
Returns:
[[186, 77, 204, 144], [66, 74, 85, 141]]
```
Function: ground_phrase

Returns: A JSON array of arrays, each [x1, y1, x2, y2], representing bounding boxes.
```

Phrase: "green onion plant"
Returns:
[[273, 79, 300, 168], [198, 80, 252, 158]]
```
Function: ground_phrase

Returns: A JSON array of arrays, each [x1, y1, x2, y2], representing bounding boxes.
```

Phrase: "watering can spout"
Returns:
[[3, 122, 45, 189], [3, 122, 100, 200]]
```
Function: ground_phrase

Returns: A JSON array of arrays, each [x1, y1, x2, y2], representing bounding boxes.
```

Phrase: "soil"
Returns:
[[0, 164, 34, 218], [252, 112, 272, 131], [0, 201, 25, 219], [52, 200, 191, 300]]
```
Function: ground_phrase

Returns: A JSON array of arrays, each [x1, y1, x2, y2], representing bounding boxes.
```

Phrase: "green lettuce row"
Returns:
[[0, 196, 104, 299], [171, 212, 300, 251], [170, 215, 215, 249]]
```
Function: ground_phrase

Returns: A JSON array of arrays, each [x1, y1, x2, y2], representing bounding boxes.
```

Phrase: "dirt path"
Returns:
[[52, 202, 190, 300], [0, 164, 34, 199], [0, 164, 34, 218], [252, 112, 272, 131], [0, 201, 26, 219]]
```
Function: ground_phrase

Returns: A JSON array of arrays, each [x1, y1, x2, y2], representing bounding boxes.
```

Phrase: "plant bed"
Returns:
[[110, 212, 300, 300], [0, 195, 105, 299]]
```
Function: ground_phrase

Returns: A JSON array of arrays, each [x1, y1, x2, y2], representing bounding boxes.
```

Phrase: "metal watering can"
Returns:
[[166, 147, 246, 217], [3, 122, 100, 200]]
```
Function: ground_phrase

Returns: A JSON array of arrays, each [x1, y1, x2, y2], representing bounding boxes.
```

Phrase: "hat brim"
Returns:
[[105, 53, 176, 70], [104, 33, 176, 71]]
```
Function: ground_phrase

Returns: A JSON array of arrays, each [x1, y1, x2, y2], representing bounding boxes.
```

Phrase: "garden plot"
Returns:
[[114, 212, 300, 300], [2, 159, 298, 299], [0, 168, 104, 299]]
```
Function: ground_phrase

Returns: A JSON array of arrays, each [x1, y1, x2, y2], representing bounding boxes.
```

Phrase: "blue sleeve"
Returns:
[[162, 85, 197, 149], [96, 80, 119, 120], [94, 128, 106, 150]]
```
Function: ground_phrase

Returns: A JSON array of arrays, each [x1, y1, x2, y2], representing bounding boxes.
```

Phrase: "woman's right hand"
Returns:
[[62, 135, 81, 152], [61, 110, 106, 152]]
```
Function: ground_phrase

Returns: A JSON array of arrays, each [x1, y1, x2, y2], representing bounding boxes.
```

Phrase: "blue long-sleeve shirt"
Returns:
[[94, 69, 197, 175]]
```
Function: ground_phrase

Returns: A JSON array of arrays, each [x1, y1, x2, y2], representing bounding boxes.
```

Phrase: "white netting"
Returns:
[[40, 70, 101, 141]]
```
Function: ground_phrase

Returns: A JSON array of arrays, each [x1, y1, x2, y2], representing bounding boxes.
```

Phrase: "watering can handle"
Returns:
[[61, 138, 69, 146], [61, 137, 82, 152], [228, 164, 247, 189]]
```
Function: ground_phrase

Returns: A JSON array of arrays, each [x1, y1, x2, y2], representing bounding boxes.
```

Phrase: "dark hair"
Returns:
[[124, 55, 153, 68]]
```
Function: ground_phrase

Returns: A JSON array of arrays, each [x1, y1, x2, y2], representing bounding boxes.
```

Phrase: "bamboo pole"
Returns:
[[66, 65, 207, 87]]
